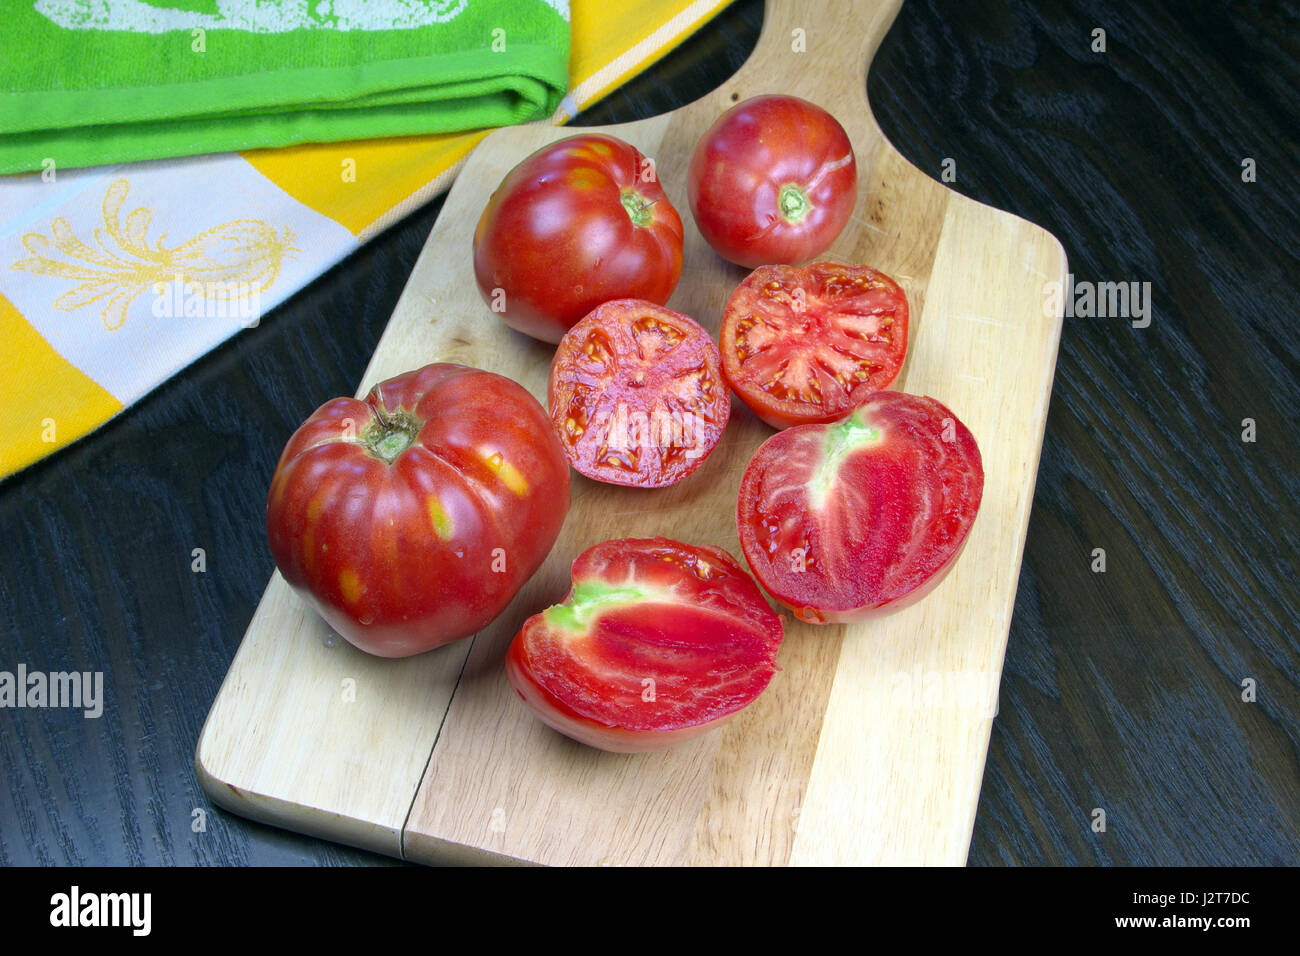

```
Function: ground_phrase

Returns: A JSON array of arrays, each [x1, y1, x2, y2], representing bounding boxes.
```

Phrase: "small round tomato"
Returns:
[[548, 299, 729, 487], [737, 392, 983, 623], [505, 537, 783, 753], [721, 262, 909, 429], [266, 363, 570, 658], [688, 94, 857, 268], [473, 133, 684, 344]]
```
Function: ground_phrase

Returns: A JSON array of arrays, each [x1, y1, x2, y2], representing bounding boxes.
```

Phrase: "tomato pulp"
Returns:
[[506, 537, 784, 752], [737, 392, 983, 623], [721, 262, 909, 429], [548, 299, 729, 487], [267, 363, 570, 657], [473, 133, 684, 344]]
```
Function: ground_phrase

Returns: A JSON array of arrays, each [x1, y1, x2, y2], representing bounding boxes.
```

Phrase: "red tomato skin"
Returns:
[[547, 299, 730, 488], [504, 653, 739, 753], [505, 538, 783, 753], [688, 95, 857, 268], [473, 134, 684, 344], [737, 392, 983, 624], [267, 364, 570, 658], [721, 262, 910, 430]]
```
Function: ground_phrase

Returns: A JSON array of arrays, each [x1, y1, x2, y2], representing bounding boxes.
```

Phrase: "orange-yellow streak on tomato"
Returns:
[[482, 450, 529, 496], [570, 141, 613, 161], [301, 492, 328, 572], [567, 168, 602, 190], [382, 513, 399, 575], [339, 567, 362, 606], [426, 495, 453, 541], [269, 475, 287, 513], [301, 489, 327, 572]]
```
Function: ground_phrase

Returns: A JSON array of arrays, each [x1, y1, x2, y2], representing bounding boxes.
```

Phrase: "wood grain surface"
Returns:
[[1, 0, 1295, 867]]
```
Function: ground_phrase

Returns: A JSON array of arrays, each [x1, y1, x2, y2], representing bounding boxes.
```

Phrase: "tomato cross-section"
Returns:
[[506, 537, 784, 752], [548, 299, 730, 487], [721, 262, 910, 429]]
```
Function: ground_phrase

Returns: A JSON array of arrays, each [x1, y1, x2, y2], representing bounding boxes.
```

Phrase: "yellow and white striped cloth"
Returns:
[[0, 0, 732, 479]]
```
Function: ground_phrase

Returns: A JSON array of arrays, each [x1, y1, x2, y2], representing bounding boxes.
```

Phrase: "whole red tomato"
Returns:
[[266, 363, 570, 658], [548, 299, 729, 487], [505, 537, 783, 753], [688, 94, 857, 268], [737, 392, 983, 624], [473, 133, 684, 344], [721, 262, 909, 429]]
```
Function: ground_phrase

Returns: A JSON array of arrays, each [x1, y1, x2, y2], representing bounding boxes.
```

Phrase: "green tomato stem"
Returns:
[[778, 183, 812, 224], [545, 580, 646, 633], [621, 189, 655, 228], [362, 408, 422, 464]]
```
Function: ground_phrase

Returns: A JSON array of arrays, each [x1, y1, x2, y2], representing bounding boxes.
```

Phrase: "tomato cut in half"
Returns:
[[548, 299, 730, 487], [737, 392, 983, 623], [505, 537, 784, 753], [721, 262, 909, 429]]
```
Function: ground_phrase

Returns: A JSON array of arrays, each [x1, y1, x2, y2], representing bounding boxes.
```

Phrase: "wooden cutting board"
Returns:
[[197, 0, 1067, 866]]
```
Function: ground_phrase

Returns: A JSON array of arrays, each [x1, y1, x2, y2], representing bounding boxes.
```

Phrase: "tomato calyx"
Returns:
[[361, 406, 422, 465], [619, 188, 657, 228], [543, 580, 647, 633], [777, 183, 812, 225]]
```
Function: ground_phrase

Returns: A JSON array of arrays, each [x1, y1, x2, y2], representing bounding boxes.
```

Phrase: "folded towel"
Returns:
[[0, 0, 572, 174]]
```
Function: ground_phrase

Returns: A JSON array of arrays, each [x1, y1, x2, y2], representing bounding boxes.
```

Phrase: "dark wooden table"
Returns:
[[2, 0, 1296, 867]]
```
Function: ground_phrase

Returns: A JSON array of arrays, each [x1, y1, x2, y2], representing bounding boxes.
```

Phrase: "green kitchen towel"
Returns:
[[0, 0, 571, 174]]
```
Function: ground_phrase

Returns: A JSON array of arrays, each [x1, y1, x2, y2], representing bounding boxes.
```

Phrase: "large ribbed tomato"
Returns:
[[737, 392, 983, 624], [505, 537, 783, 753], [473, 133, 684, 344], [266, 364, 570, 658]]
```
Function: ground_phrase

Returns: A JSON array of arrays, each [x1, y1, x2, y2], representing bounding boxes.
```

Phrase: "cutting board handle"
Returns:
[[725, 0, 904, 99]]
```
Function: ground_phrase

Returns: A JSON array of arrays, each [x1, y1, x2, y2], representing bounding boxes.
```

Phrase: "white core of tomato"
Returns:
[[808, 413, 880, 511]]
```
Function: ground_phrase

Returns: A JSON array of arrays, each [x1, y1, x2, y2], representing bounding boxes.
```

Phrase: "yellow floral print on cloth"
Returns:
[[12, 179, 297, 331]]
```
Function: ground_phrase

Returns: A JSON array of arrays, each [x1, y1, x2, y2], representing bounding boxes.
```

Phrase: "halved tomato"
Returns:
[[548, 299, 729, 487], [721, 262, 909, 429], [505, 537, 783, 753], [737, 392, 983, 623]]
